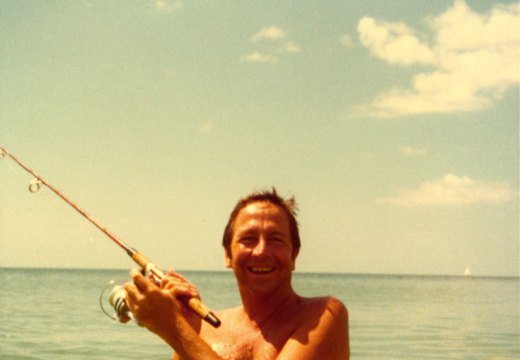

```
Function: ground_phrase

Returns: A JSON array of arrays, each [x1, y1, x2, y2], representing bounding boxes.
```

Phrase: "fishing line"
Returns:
[[0, 145, 221, 328]]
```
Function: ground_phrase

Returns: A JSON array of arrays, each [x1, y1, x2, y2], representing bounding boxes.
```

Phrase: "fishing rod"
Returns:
[[0, 145, 221, 328]]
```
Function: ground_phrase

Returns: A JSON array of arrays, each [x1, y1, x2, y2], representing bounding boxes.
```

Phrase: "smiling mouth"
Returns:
[[248, 266, 276, 274]]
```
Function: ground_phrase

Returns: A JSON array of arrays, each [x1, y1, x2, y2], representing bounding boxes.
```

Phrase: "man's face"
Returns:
[[225, 201, 298, 295]]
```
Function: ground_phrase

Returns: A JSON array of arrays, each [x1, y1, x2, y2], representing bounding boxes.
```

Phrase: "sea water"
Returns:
[[0, 268, 518, 359]]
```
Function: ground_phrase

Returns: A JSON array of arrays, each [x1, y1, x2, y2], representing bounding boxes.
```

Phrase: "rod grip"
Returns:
[[188, 298, 222, 328], [130, 250, 152, 269]]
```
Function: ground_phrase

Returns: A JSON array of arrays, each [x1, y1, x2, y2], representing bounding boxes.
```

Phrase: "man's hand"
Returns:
[[162, 270, 203, 331], [124, 269, 202, 336], [124, 269, 221, 360]]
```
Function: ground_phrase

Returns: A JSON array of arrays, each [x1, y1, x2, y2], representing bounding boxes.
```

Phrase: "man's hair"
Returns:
[[222, 188, 301, 257]]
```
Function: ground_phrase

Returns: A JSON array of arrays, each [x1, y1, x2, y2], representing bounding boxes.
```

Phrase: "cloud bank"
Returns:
[[357, 0, 520, 118], [376, 174, 514, 206]]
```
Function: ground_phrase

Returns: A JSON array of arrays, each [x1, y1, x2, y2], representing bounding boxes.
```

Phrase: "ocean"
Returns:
[[0, 268, 518, 359]]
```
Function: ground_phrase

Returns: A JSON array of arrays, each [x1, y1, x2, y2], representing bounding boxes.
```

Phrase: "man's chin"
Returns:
[[243, 274, 292, 296]]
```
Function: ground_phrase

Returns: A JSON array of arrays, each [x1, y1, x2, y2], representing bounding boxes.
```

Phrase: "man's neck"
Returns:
[[238, 285, 300, 327]]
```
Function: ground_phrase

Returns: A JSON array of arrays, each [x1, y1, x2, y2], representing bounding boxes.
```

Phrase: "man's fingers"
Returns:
[[130, 268, 154, 293], [161, 276, 199, 298], [166, 269, 190, 282], [165, 283, 197, 297], [123, 282, 140, 314]]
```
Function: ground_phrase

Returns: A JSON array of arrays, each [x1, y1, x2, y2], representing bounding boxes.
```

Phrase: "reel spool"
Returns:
[[99, 280, 133, 323]]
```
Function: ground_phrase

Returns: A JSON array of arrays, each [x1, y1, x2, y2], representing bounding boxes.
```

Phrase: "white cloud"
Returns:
[[251, 26, 286, 42], [241, 51, 277, 64], [154, 0, 183, 13], [376, 174, 514, 206], [244, 25, 300, 63], [357, 0, 520, 118], [358, 17, 435, 65], [282, 42, 301, 53], [400, 145, 427, 156]]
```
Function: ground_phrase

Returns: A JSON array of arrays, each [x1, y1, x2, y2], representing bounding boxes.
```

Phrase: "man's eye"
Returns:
[[270, 234, 286, 242]]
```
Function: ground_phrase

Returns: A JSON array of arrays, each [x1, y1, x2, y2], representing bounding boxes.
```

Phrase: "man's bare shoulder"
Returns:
[[295, 296, 348, 329], [279, 296, 349, 359], [297, 295, 347, 315], [321, 296, 348, 320]]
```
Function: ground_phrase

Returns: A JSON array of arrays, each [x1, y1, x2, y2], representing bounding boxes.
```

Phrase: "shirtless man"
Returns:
[[125, 189, 349, 359]]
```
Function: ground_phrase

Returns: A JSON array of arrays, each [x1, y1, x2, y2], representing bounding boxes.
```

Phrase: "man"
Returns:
[[125, 189, 349, 359]]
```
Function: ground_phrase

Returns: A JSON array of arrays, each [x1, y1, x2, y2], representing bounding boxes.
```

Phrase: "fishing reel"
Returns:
[[99, 267, 161, 324], [99, 279, 134, 323]]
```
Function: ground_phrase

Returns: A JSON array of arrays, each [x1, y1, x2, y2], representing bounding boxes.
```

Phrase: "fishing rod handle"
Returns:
[[130, 250, 221, 328], [187, 298, 222, 328]]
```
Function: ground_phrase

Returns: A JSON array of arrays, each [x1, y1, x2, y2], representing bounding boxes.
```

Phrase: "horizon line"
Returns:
[[0, 265, 518, 279]]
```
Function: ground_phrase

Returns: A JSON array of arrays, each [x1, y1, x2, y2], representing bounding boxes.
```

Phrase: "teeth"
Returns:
[[250, 267, 274, 273]]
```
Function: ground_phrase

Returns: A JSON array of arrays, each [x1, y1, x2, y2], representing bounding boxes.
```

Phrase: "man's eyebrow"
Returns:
[[265, 228, 287, 236], [236, 228, 259, 236]]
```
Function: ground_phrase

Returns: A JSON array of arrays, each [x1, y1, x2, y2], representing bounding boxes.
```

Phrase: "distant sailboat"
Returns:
[[464, 266, 472, 276]]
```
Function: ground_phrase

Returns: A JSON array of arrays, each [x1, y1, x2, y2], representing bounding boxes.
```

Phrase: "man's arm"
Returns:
[[277, 297, 349, 360], [125, 270, 224, 360]]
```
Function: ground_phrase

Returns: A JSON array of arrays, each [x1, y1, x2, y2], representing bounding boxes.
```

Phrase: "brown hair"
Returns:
[[222, 188, 300, 257]]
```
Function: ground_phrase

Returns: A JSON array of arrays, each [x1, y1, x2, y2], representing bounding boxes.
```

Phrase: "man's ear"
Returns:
[[225, 250, 232, 268], [291, 248, 300, 270]]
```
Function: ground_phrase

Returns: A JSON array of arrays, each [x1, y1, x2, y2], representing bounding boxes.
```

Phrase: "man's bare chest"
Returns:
[[202, 322, 292, 360]]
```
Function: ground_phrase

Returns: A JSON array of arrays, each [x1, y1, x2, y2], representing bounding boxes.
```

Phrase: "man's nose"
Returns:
[[252, 236, 268, 256]]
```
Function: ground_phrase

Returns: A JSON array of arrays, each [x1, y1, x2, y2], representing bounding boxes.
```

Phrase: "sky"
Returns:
[[0, 0, 518, 277]]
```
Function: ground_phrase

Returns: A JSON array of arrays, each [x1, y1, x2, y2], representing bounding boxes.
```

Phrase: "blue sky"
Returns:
[[1, 0, 518, 276]]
